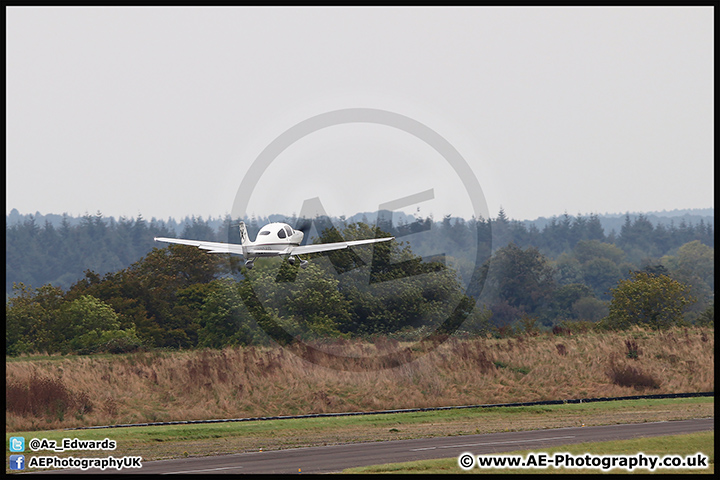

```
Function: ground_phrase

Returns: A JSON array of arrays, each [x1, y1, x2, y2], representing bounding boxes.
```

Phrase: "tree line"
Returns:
[[6, 209, 713, 296], [6, 213, 713, 355]]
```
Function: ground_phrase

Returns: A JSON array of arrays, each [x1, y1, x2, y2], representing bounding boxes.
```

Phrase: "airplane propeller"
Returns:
[[293, 217, 314, 246]]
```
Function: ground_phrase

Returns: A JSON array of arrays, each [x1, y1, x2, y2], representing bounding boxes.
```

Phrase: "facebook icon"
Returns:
[[10, 454, 25, 470]]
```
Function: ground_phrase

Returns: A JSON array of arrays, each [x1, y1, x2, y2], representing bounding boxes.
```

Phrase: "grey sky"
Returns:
[[6, 7, 714, 222]]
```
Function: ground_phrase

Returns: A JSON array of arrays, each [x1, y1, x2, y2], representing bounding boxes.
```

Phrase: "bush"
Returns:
[[606, 355, 660, 390], [603, 272, 695, 330], [6, 374, 93, 419], [694, 303, 714, 327], [71, 327, 143, 354]]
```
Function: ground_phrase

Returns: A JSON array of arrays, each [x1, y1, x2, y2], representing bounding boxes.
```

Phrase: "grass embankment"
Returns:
[[6, 327, 714, 432]]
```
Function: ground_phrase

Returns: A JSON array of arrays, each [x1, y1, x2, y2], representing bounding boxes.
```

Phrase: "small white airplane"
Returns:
[[154, 221, 394, 269]]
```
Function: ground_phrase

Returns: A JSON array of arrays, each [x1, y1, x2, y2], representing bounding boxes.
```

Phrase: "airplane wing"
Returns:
[[154, 236, 393, 257], [154, 237, 245, 256], [290, 237, 394, 255]]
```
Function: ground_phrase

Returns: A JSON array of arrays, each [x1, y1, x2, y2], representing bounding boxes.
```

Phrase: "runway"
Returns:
[[51, 417, 714, 474]]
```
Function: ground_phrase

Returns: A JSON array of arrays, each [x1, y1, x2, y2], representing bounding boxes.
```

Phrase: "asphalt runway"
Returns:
[[49, 417, 713, 474]]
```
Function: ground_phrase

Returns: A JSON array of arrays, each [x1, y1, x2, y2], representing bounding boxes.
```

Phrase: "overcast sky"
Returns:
[[6, 6, 714, 223]]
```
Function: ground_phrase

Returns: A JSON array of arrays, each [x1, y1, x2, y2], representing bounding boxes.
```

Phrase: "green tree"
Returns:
[[661, 240, 714, 320], [694, 301, 714, 327], [284, 263, 352, 337], [6, 283, 65, 355], [456, 304, 494, 336], [197, 279, 259, 347], [574, 240, 625, 265], [571, 296, 608, 322], [663, 240, 714, 288], [553, 253, 584, 286], [304, 222, 463, 336], [603, 272, 695, 330], [67, 244, 225, 348], [617, 214, 658, 260], [549, 283, 595, 321], [64, 294, 142, 354], [582, 258, 621, 300], [477, 243, 555, 326], [65, 294, 120, 332], [569, 240, 627, 299]]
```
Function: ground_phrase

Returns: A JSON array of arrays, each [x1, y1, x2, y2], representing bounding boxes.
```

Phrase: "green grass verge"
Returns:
[[6, 396, 713, 474]]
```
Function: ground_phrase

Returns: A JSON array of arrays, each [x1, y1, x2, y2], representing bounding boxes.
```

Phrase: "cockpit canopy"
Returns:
[[256, 223, 296, 242]]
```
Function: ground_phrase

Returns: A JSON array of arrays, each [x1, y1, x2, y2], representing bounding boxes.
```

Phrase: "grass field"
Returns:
[[5, 397, 714, 474], [6, 327, 714, 473], [5, 327, 714, 432]]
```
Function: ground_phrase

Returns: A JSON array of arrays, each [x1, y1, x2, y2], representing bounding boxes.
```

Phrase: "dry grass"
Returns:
[[5, 327, 714, 432]]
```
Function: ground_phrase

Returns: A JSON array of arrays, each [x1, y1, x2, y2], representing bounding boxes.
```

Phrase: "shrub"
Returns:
[[606, 355, 660, 390], [625, 339, 640, 359], [604, 272, 695, 330], [6, 374, 93, 419]]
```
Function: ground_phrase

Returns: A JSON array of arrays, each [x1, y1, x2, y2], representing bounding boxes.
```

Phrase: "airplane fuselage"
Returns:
[[243, 222, 304, 260]]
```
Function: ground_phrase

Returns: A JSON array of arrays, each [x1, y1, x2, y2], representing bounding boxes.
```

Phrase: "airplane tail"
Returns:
[[238, 221, 250, 245]]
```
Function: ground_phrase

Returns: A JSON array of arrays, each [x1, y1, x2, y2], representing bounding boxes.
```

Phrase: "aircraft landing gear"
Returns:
[[244, 259, 254, 269], [288, 256, 308, 269]]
